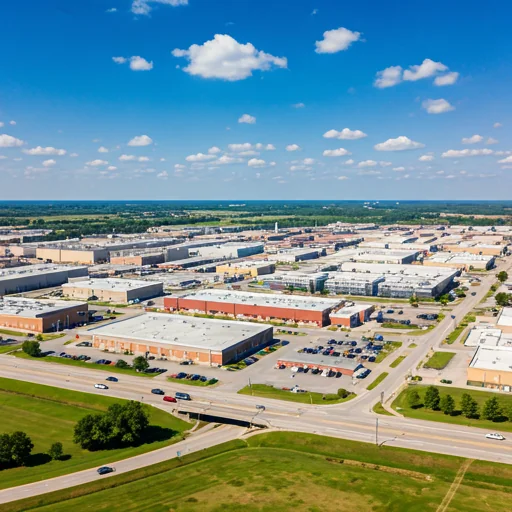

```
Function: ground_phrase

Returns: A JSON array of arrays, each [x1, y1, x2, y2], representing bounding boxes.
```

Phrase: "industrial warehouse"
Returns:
[[276, 352, 363, 376], [87, 313, 273, 365], [62, 278, 163, 303], [0, 297, 88, 333], [163, 289, 344, 327]]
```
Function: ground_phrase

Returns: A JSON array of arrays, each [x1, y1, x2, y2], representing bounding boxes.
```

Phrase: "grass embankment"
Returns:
[[0, 330, 66, 341], [88, 301, 129, 308], [167, 377, 218, 387], [12, 351, 156, 378], [6, 432, 512, 512], [445, 314, 476, 344], [392, 385, 512, 432], [0, 377, 190, 490], [0, 343, 22, 354], [409, 343, 418, 348], [382, 322, 421, 330], [367, 372, 389, 390], [375, 341, 402, 363], [424, 352, 455, 370], [390, 355, 407, 368], [238, 384, 355, 405], [373, 401, 394, 416]]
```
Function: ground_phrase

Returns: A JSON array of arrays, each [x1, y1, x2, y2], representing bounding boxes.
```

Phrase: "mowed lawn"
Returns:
[[392, 385, 512, 432], [0, 377, 191, 489], [7, 432, 512, 512]]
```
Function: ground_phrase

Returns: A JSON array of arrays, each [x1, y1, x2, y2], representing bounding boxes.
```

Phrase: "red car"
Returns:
[[163, 396, 177, 403]]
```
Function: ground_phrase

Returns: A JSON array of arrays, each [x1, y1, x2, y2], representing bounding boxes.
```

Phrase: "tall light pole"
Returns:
[[375, 418, 379, 446]]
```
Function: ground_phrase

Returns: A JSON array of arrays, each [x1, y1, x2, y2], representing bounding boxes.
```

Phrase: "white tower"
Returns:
[[274, 222, 278, 233]]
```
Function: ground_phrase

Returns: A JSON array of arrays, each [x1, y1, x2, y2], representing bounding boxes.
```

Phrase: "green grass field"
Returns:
[[382, 322, 420, 330], [392, 384, 512, 432], [390, 355, 407, 368], [12, 351, 156, 378], [6, 432, 512, 512], [0, 343, 22, 354], [373, 401, 393, 415], [0, 377, 190, 490], [366, 372, 388, 390], [238, 384, 355, 405], [423, 351, 456, 369], [375, 341, 402, 363]]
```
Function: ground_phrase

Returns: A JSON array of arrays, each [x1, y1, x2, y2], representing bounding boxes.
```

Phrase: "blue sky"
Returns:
[[1, 0, 512, 200]]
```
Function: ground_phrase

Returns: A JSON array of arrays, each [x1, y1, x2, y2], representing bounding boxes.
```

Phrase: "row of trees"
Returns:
[[408, 386, 511, 421], [73, 401, 149, 451]]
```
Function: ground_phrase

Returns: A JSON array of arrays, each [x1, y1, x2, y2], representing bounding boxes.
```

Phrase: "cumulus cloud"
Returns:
[[315, 27, 362, 54], [98, 146, 109, 153], [338, 175, 349, 180], [22, 146, 64, 155], [419, 154, 434, 161], [493, 122, 503, 128], [486, 137, 499, 145], [442, 149, 494, 158], [42, 159, 56, 167], [434, 71, 459, 86], [422, 98, 455, 114], [119, 154, 136, 161], [403, 59, 447, 81], [393, 166, 405, 172], [208, 146, 221, 154], [374, 136, 425, 151], [239, 150, 259, 156], [461, 134, 483, 144], [174, 164, 186, 170], [106, 7, 117, 13], [9, 120, 16, 126], [228, 143, 253, 152], [138, 156, 150, 162], [86, 159, 108, 166], [323, 148, 351, 157], [247, 158, 275, 168], [0, 134, 24, 148], [357, 160, 377, 168], [172, 34, 287, 81], [185, 152, 216, 162], [238, 114, 256, 124], [156, 170, 169, 179], [323, 128, 367, 140], [217, 155, 243, 165], [128, 135, 153, 146], [70, 152, 79, 157], [107, 166, 117, 171], [292, 103, 305, 108], [374, 65, 403, 88], [112, 56, 127, 64], [498, 155, 512, 164], [286, 144, 301, 152], [132, 0, 188, 15], [113, 56, 153, 70]]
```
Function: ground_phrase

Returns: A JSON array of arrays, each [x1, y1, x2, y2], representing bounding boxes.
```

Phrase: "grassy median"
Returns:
[[423, 352, 455, 370], [367, 372, 388, 390]]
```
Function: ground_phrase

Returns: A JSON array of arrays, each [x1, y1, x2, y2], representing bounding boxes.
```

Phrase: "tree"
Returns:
[[482, 396, 502, 421], [495, 293, 511, 307], [48, 442, 64, 461], [35, 334, 44, 342], [506, 404, 512, 423], [132, 356, 149, 372], [115, 359, 129, 369], [337, 388, 349, 398], [497, 271, 508, 283], [424, 386, 440, 410], [0, 434, 12, 467], [9, 431, 34, 466], [409, 295, 418, 305], [439, 394, 455, 415], [22, 340, 41, 358], [460, 393, 479, 419], [407, 389, 422, 409]]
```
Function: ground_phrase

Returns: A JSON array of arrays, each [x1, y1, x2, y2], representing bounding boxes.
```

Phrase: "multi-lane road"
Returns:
[[0, 259, 511, 504]]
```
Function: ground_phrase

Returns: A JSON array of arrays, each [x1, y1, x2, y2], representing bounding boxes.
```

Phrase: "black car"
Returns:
[[151, 388, 165, 395], [180, 361, 193, 365], [97, 466, 114, 475], [106, 376, 118, 382]]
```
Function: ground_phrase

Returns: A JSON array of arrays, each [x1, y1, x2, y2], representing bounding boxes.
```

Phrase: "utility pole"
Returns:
[[375, 418, 379, 446]]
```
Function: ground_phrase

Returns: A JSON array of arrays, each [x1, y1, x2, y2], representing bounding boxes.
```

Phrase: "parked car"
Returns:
[[151, 388, 165, 395], [485, 433, 505, 441], [191, 374, 200, 381], [471, 292, 477, 296], [163, 396, 177, 403], [180, 360, 193, 365], [94, 384, 108, 390], [106, 376, 118, 382], [176, 372, 187, 379], [97, 466, 114, 475], [440, 379, 452, 384]]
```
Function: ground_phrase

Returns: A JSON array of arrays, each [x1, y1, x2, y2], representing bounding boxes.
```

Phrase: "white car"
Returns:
[[485, 433, 505, 441], [94, 383, 108, 390]]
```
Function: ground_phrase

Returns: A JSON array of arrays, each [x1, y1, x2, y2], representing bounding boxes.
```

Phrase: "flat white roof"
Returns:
[[331, 304, 373, 317], [87, 313, 271, 352], [177, 289, 342, 311], [0, 297, 86, 318], [0, 264, 87, 281], [469, 345, 512, 372], [497, 307, 512, 328], [427, 252, 494, 263], [62, 278, 162, 291]]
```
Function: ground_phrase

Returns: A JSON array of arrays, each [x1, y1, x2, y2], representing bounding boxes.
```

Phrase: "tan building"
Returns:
[[441, 243, 504, 256], [0, 297, 87, 333], [36, 245, 108, 264], [467, 345, 512, 390], [423, 252, 495, 271], [62, 278, 163, 303], [216, 261, 275, 278]]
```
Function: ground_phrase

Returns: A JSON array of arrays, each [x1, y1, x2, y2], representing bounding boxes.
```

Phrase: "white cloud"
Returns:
[[393, 166, 406, 172], [374, 136, 425, 151], [172, 34, 287, 81], [106, 7, 117, 13], [498, 156, 512, 164], [338, 175, 349, 180], [358, 170, 381, 176], [185, 152, 216, 162], [286, 144, 301, 152], [311, 8, 318, 15], [493, 122, 502, 128], [160, 158, 166, 162], [302, 158, 315, 165], [292, 103, 305, 108], [70, 152, 79, 157], [374, 65, 403, 88], [238, 150, 259, 156], [260, 143, 276, 150], [238, 114, 256, 124], [419, 154, 434, 161], [208, 146, 221, 154], [228, 143, 253, 152], [0, 122, 3, 128], [132, 0, 187, 15], [42, 159, 56, 167], [107, 166, 117, 171], [98, 146, 109, 153], [86, 159, 108, 166], [323, 128, 367, 140], [128, 135, 153, 146], [119, 154, 136, 161], [22, 146, 65, 155], [138, 156, 150, 162], [315, 27, 362, 54], [174, 164, 186, 170], [434, 72, 459, 86], [0, 134, 24, 148], [156, 170, 169, 179], [445, 175, 456, 179], [486, 137, 499, 145], [248, 158, 266, 168], [357, 160, 377, 168], [112, 56, 127, 64], [9, 120, 16, 126], [323, 148, 351, 157], [379, 161, 392, 167], [436, 170, 445, 175], [403, 59, 448, 81], [422, 98, 455, 114], [217, 155, 243, 165], [344, 159, 354, 165], [442, 149, 494, 158], [114, 56, 153, 71], [461, 134, 483, 144]]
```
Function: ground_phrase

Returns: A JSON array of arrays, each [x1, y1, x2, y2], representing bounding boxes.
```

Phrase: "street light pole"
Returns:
[[375, 418, 379, 446]]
